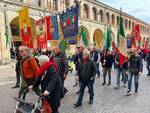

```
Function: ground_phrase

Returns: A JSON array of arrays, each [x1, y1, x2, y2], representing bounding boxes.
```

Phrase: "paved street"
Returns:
[[0, 63, 150, 113]]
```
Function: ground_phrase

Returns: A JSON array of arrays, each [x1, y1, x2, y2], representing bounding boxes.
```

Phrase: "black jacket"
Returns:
[[101, 54, 114, 68], [129, 55, 143, 72], [77, 59, 96, 82], [53, 53, 68, 75], [33, 66, 61, 109]]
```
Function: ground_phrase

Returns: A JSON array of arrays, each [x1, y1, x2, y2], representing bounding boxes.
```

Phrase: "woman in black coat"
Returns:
[[29, 55, 61, 113]]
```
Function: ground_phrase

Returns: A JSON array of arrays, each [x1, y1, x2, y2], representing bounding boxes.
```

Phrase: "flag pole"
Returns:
[[0, 32, 3, 66]]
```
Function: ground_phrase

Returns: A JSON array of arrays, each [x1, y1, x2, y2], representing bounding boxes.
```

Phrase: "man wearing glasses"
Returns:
[[18, 46, 39, 98]]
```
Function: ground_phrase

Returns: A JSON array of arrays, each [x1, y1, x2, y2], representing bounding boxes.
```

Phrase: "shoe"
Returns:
[[102, 82, 106, 86], [134, 90, 138, 94], [89, 100, 93, 105], [98, 74, 100, 78], [114, 86, 120, 89], [147, 74, 150, 76], [123, 84, 127, 88], [76, 91, 80, 94], [64, 88, 68, 95], [73, 83, 78, 87], [107, 82, 111, 85], [12, 85, 20, 89], [126, 90, 131, 96], [74, 102, 82, 108]]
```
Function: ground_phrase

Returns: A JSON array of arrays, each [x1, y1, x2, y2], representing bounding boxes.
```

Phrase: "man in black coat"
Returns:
[[53, 46, 68, 99], [74, 49, 96, 108]]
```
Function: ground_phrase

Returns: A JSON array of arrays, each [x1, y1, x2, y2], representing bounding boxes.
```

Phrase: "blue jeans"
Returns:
[[96, 63, 100, 76], [146, 63, 150, 75], [115, 68, 122, 87], [77, 79, 94, 104], [128, 72, 139, 92]]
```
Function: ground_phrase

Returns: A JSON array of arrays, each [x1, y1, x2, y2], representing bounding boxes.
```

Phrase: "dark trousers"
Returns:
[[15, 71, 20, 86], [77, 79, 94, 104], [60, 74, 65, 98], [96, 63, 100, 76], [146, 63, 150, 75], [18, 78, 35, 98], [103, 67, 111, 83]]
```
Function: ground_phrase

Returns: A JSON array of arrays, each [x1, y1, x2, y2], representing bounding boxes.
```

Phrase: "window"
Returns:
[[99, 10, 103, 23], [83, 4, 89, 19], [106, 12, 110, 24], [53, 0, 57, 10], [92, 7, 97, 21], [125, 19, 128, 29], [111, 14, 115, 25], [117, 16, 119, 26]]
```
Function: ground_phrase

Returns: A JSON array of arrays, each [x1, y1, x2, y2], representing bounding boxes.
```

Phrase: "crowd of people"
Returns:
[[11, 45, 150, 112]]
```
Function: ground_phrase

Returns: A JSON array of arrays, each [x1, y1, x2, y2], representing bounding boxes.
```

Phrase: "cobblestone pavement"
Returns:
[[0, 63, 150, 113]]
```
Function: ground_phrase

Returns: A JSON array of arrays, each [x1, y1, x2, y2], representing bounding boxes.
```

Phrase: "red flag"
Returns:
[[19, 7, 33, 48], [144, 38, 149, 52], [36, 17, 47, 49], [130, 24, 141, 41], [46, 16, 52, 40]]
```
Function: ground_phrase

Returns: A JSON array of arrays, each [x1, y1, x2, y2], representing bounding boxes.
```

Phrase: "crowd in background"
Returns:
[[10, 45, 150, 112]]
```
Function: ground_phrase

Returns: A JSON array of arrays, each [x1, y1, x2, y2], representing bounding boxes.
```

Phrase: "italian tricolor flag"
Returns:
[[118, 18, 127, 66]]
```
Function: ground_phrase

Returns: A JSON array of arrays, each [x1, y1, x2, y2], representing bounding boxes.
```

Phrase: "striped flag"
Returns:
[[118, 17, 127, 66]]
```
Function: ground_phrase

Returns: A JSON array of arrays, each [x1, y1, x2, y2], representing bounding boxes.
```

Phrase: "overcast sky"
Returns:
[[99, 0, 150, 23]]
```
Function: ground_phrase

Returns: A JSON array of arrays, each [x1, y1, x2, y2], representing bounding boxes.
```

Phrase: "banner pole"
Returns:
[[0, 32, 3, 66]]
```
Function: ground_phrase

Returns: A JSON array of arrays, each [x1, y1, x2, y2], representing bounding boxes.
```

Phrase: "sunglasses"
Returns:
[[19, 50, 24, 52]]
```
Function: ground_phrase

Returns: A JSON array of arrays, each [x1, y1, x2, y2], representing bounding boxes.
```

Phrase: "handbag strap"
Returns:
[[41, 70, 47, 82]]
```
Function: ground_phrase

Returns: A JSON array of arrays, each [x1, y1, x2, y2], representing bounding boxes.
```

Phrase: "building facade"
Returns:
[[0, 0, 149, 63]]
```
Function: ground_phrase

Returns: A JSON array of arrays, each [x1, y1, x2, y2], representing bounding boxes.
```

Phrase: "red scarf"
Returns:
[[83, 58, 88, 64], [38, 61, 58, 76]]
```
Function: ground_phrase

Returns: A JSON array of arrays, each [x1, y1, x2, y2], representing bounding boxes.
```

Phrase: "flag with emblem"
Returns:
[[19, 6, 33, 48], [46, 15, 59, 40], [118, 17, 127, 66], [36, 17, 47, 49]]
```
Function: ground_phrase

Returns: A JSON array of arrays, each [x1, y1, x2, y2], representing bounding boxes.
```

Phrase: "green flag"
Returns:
[[104, 26, 112, 50], [59, 39, 68, 53], [81, 26, 88, 47], [4, 12, 9, 48]]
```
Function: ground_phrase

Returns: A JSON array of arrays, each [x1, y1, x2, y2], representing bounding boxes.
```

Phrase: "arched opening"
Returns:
[[92, 7, 97, 21], [78, 4, 81, 18], [93, 29, 103, 48], [83, 4, 89, 19], [111, 14, 115, 25], [53, 0, 58, 10], [106, 12, 110, 24], [117, 16, 119, 26], [10, 17, 36, 48], [129, 20, 131, 29], [99, 10, 103, 23], [125, 19, 128, 29], [132, 21, 135, 30], [77, 26, 90, 46]]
